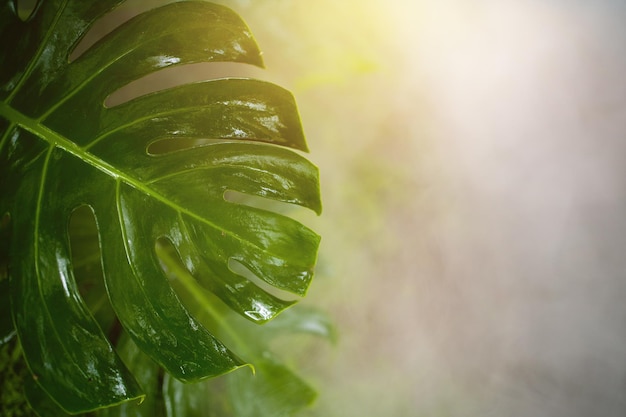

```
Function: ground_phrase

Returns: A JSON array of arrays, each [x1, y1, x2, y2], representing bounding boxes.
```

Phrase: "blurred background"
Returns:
[[74, 0, 626, 415]]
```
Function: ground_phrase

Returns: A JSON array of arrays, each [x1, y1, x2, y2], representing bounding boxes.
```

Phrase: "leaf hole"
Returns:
[[17, 0, 38, 21], [66, 2, 264, 108], [155, 237, 185, 280], [155, 237, 228, 328], [69, 205, 113, 327], [228, 258, 299, 302], [155, 238, 298, 320], [69, 2, 140, 62], [224, 190, 318, 226], [147, 138, 220, 155], [104, 62, 264, 108]]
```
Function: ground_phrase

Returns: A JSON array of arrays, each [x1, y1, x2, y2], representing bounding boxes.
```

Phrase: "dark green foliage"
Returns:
[[0, 338, 37, 417], [0, 0, 326, 415]]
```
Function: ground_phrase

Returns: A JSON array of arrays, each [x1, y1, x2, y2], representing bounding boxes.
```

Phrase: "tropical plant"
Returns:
[[0, 1, 329, 415]]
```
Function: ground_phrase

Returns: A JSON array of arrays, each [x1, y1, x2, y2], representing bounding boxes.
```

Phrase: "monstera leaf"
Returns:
[[0, 0, 321, 414]]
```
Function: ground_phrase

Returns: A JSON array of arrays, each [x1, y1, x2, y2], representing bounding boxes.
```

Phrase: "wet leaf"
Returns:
[[0, 0, 320, 413]]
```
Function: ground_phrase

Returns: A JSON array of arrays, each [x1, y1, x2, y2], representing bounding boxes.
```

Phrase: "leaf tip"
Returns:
[[245, 362, 257, 376]]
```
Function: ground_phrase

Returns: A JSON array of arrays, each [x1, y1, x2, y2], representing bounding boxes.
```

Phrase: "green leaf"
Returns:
[[163, 373, 224, 417], [0, 0, 320, 414], [0, 213, 15, 345], [161, 355, 318, 417], [98, 333, 165, 417], [262, 305, 338, 343], [25, 378, 71, 417], [227, 353, 317, 417], [158, 247, 330, 417], [220, 307, 335, 417]]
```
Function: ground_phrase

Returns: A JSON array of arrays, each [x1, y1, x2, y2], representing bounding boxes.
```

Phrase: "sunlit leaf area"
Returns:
[[4, 0, 626, 416]]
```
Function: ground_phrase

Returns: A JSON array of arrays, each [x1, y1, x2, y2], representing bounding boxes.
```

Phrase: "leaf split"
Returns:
[[0, 0, 321, 414]]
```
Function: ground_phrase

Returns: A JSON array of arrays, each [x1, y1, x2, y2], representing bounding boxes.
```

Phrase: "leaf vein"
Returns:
[[84, 105, 216, 151], [32, 145, 81, 378], [0, 102, 283, 259], [6, 0, 70, 103], [39, 22, 219, 122]]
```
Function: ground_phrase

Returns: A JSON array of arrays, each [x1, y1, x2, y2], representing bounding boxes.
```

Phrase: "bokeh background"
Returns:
[[72, 0, 626, 415]]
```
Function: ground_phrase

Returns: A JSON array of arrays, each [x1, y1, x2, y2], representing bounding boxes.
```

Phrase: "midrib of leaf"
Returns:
[[0, 101, 273, 256]]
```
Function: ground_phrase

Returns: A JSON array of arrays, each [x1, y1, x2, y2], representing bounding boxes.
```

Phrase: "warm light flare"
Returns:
[[232, 1, 626, 415]]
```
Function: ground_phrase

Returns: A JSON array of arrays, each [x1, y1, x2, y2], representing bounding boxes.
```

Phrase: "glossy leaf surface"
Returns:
[[0, 0, 320, 414], [158, 248, 334, 417]]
